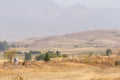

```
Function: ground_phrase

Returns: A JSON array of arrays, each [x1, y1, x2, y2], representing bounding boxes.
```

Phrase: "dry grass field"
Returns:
[[0, 46, 120, 80], [0, 55, 120, 80], [14, 47, 106, 55]]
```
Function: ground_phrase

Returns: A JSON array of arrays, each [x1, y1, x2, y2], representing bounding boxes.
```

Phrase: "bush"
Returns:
[[115, 60, 120, 65], [35, 51, 61, 61], [24, 52, 31, 61], [106, 49, 112, 56], [35, 54, 45, 61], [4, 49, 17, 64], [44, 53, 50, 62], [50, 53, 57, 58], [62, 54, 68, 58], [29, 50, 41, 54], [17, 51, 23, 54], [56, 51, 61, 57], [46, 51, 58, 58]]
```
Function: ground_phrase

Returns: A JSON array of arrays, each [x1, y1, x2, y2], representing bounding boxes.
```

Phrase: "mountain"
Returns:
[[0, 0, 62, 40], [0, 1, 120, 40], [52, 6, 120, 33], [17, 30, 120, 49]]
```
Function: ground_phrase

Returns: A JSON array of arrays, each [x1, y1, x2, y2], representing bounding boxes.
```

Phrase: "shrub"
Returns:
[[62, 54, 68, 58], [4, 49, 17, 64], [35, 51, 61, 61], [115, 60, 120, 65], [35, 54, 45, 61], [44, 53, 50, 62], [56, 51, 61, 57], [29, 50, 41, 54], [24, 52, 31, 61], [17, 51, 23, 54], [35, 55, 40, 61], [106, 49, 112, 56], [46, 51, 58, 58]]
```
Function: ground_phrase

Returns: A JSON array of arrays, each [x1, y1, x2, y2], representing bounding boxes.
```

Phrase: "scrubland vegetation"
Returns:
[[1, 41, 120, 80]]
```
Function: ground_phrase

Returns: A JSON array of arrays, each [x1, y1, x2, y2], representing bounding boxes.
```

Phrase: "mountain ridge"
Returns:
[[14, 29, 120, 49]]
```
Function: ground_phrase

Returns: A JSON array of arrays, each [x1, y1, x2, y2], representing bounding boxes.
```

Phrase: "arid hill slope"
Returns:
[[18, 30, 120, 49]]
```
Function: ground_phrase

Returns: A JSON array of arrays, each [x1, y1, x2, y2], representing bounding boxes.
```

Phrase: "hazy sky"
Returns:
[[0, 0, 120, 40], [54, 0, 120, 9]]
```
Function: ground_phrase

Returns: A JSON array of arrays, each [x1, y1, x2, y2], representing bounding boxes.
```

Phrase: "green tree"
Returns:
[[46, 51, 57, 58], [0, 41, 9, 51], [35, 54, 45, 61], [24, 52, 31, 61], [106, 49, 112, 56], [4, 49, 17, 64], [56, 51, 61, 57], [44, 53, 50, 62]]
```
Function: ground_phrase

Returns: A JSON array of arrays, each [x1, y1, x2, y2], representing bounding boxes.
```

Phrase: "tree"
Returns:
[[4, 49, 17, 64], [44, 53, 50, 62], [56, 51, 61, 57], [106, 49, 112, 56], [35, 54, 45, 61], [0, 41, 9, 51], [46, 51, 57, 58], [24, 52, 32, 61]]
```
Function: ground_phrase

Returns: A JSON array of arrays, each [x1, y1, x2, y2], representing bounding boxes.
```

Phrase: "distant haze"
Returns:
[[0, 0, 120, 40], [54, 0, 120, 9]]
